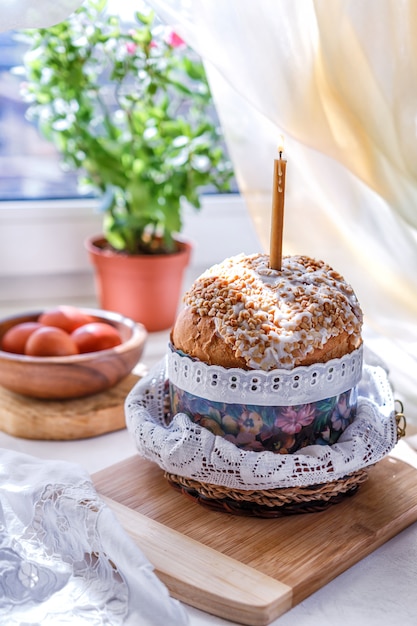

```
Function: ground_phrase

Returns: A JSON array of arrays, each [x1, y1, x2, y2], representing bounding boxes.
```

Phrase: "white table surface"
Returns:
[[1, 327, 417, 626]]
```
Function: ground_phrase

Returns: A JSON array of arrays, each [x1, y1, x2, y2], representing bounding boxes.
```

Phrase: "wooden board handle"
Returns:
[[101, 496, 292, 626]]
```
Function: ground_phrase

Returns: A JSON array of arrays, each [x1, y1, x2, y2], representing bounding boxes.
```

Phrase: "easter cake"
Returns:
[[126, 253, 399, 516]]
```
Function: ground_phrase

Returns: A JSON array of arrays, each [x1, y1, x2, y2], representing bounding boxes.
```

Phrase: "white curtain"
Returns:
[[147, 0, 417, 423], [0, 0, 84, 30]]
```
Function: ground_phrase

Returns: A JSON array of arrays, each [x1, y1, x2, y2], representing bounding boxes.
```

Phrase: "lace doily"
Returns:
[[125, 358, 398, 490], [168, 345, 363, 405]]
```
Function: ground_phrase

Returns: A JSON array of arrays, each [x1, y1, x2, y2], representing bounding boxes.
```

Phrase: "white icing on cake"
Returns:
[[183, 253, 363, 370]]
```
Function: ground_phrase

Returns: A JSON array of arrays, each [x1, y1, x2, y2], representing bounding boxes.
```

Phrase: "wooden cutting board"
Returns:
[[93, 449, 417, 626], [0, 373, 139, 440]]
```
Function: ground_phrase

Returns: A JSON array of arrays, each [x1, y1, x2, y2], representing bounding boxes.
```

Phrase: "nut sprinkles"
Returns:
[[183, 253, 363, 370]]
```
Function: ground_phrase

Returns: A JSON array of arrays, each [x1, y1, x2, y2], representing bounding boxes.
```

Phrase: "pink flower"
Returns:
[[126, 42, 137, 55], [164, 30, 186, 48], [275, 404, 316, 435]]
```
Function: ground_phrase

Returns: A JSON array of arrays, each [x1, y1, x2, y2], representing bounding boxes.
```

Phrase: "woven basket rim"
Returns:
[[165, 467, 369, 511]]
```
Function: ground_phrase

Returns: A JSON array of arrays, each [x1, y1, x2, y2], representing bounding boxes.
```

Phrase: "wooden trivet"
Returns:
[[0, 373, 139, 440]]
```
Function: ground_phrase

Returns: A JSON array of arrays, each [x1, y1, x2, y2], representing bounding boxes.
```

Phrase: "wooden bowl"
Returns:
[[0, 308, 147, 400]]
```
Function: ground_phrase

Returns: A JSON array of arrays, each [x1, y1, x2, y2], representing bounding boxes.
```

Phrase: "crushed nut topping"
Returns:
[[183, 254, 363, 370]]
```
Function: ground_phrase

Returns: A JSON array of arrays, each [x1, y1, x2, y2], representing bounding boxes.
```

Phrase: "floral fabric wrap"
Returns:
[[168, 345, 363, 453]]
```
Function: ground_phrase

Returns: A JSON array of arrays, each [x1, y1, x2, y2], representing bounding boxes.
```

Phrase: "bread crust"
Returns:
[[171, 307, 360, 369]]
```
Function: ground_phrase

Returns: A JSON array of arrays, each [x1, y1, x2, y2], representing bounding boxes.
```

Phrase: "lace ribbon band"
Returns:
[[167, 345, 364, 406]]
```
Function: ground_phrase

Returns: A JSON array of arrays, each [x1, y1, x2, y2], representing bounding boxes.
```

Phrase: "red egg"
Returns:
[[71, 322, 122, 353], [38, 305, 95, 333], [25, 326, 79, 357], [1, 322, 43, 354]]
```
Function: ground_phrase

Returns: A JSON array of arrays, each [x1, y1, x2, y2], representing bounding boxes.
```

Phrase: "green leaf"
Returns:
[[134, 10, 155, 26], [183, 57, 206, 81]]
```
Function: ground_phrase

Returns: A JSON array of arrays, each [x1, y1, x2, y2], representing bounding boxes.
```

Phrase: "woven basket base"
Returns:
[[165, 469, 369, 518]]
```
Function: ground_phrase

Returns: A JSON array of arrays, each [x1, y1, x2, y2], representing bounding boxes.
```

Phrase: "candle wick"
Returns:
[[279, 150, 283, 159]]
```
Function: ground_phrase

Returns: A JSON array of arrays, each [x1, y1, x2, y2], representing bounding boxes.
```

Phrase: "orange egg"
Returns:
[[25, 326, 79, 357], [38, 305, 95, 333], [1, 321, 43, 354], [71, 322, 122, 353]]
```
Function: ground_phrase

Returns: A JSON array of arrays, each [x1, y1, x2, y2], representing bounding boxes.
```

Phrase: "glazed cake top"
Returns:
[[182, 253, 363, 370]]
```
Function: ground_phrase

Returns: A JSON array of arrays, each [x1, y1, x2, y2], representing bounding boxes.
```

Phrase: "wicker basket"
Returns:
[[126, 361, 404, 519], [165, 468, 369, 518]]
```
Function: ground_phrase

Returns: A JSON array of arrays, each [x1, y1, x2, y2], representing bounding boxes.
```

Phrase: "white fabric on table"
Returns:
[[0, 449, 188, 625]]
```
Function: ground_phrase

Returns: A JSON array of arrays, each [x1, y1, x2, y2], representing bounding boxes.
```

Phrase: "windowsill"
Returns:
[[0, 193, 262, 306]]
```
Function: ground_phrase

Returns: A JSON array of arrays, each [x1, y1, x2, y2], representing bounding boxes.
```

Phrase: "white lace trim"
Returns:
[[167, 346, 363, 405], [125, 358, 397, 489]]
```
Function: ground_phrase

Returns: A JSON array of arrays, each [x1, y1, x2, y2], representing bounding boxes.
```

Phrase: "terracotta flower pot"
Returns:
[[85, 235, 192, 332]]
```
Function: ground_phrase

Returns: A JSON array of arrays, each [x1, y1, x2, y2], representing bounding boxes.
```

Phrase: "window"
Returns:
[[0, 31, 81, 200], [0, 3, 236, 203]]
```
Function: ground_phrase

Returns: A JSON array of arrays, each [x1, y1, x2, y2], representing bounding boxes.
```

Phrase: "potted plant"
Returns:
[[20, 0, 233, 331]]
